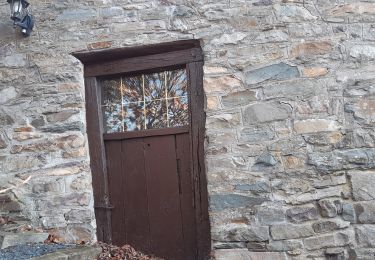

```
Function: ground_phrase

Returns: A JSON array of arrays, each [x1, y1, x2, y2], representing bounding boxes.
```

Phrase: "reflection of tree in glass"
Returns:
[[103, 104, 122, 133], [101, 79, 121, 106], [146, 100, 168, 129], [168, 97, 189, 127], [145, 70, 188, 128], [122, 76, 143, 103], [166, 70, 187, 98], [123, 103, 144, 131], [144, 73, 165, 101], [101, 69, 189, 133]]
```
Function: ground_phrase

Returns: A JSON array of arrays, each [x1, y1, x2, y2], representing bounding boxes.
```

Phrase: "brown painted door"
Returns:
[[101, 68, 197, 259]]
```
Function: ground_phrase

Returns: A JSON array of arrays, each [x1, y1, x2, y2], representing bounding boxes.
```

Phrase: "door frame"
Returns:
[[72, 40, 211, 259]]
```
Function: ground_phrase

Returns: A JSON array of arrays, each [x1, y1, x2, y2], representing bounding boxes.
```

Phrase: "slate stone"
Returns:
[[350, 248, 375, 260], [212, 224, 269, 242], [0, 112, 14, 126], [235, 181, 271, 194], [31, 117, 45, 127], [40, 122, 84, 133], [0, 135, 7, 150], [318, 199, 342, 218], [0, 201, 21, 213], [325, 247, 345, 257], [308, 148, 375, 172], [356, 225, 375, 247], [2, 54, 27, 68], [355, 201, 375, 224], [286, 205, 318, 223], [245, 63, 300, 85], [254, 153, 277, 167], [303, 234, 335, 251], [210, 194, 268, 211], [303, 230, 354, 251], [256, 207, 286, 225], [253, 0, 273, 6], [215, 249, 288, 260], [270, 224, 315, 240], [57, 9, 97, 21], [0, 87, 17, 104], [99, 7, 123, 18], [239, 126, 275, 143], [221, 90, 257, 108], [64, 209, 93, 223], [342, 203, 356, 223], [348, 170, 375, 201], [213, 242, 247, 249], [312, 219, 349, 233], [350, 45, 375, 60], [274, 4, 317, 23], [267, 240, 303, 252], [243, 102, 291, 124], [263, 80, 318, 99], [246, 242, 267, 251], [46, 110, 79, 123]]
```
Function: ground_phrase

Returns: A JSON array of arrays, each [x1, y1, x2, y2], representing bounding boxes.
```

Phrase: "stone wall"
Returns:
[[1, 0, 375, 258]]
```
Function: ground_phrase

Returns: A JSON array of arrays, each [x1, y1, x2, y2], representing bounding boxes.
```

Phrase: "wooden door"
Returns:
[[105, 132, 195, 259], [73, 40, 210, 260], [101, 68, 198, 259]]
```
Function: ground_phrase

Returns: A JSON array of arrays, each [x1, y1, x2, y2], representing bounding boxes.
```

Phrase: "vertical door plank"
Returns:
[[105, 140, 125, 245], [187, 62, 211, 260], [176, 133, 197, 259], [144, 135, 185, 260], [122, 138, 151, 253], [85, 77, 112, 243]]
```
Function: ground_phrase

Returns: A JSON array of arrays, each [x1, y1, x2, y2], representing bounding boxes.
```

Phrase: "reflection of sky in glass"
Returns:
[[123, 102, 144, 131], [101, 69, 189, 133]]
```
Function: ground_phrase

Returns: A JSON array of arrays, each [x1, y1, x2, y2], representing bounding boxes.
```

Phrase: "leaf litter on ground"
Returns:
[[95, 242, 164, 260]]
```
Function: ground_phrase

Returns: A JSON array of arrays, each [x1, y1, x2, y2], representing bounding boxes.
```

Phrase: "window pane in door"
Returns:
[[144, 73, 165, 102], [166, 70, 187, 97], [102, 79, 121, 106], [168, 96, 189, 127], [103, 104, 122, 133], [145, 100, 168, 129], [101, 68, 189, 133], [123, 102, 145, 131], [122, 76, 143, 103]]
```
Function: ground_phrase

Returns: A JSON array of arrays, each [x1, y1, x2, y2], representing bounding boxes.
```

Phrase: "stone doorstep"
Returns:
[[29, 246, 102, 260], [0, 231, 49, 249], [215, 249, 288, 260]]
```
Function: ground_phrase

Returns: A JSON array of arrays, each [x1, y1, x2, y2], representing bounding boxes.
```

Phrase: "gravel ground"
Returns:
[[0, 243, 75, 260]]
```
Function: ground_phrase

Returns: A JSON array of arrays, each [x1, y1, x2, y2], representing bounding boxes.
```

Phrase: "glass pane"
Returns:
[[122, 76, 143, 103], [145, 100, 167, 129], [123, 102, 145, 131], [102, 104, 122, 133], [168, 96, 189, 127], [166, 69, 187, 97], [101, 68, 189, 133], [144, 73, 166, 101], [101, 79, 121, 106]]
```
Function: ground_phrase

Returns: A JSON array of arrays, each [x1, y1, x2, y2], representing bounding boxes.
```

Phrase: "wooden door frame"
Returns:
[[72, 40, 211, 260]]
